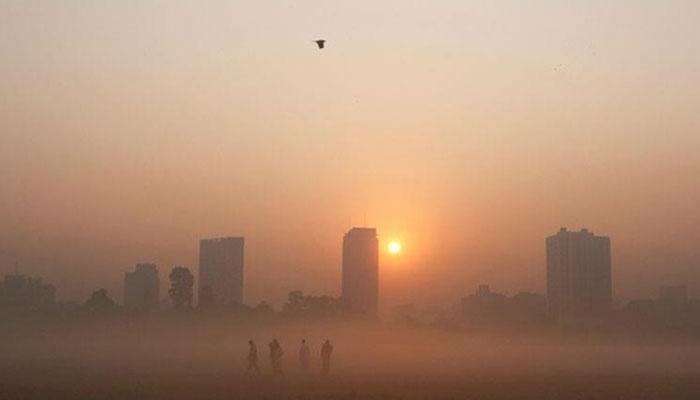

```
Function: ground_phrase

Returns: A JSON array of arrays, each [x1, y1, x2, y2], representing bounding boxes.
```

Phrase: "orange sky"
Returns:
[[1, 1, 699, 307]]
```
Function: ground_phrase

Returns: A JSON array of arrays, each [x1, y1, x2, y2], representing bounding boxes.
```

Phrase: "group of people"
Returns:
[[246, 339, 334, 376]]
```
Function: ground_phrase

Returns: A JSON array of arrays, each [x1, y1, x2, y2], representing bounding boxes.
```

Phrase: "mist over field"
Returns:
[[2, 318, 700, 399], [3, 1, 700, 398]]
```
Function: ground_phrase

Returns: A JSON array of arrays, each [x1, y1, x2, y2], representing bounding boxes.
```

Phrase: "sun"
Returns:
[[387, 240, 402, 255]]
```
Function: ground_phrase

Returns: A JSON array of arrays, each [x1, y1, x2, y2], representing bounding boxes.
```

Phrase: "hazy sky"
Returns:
[[1, 1, 699, 307]]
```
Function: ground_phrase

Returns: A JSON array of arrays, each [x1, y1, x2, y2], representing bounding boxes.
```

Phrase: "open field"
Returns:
[[2, 368, 699, 400], [1, 319, 699, 399]]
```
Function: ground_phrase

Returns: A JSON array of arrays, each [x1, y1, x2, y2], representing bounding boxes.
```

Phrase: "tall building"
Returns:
[[546, 228, 612, 323], [124, 263, 160, 311], [342, 227, 379, 317], [199, 237, 244, 305]]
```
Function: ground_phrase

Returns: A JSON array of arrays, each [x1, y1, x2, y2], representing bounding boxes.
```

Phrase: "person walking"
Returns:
[[299, 339, 311, 372], [269, 338, 284, 375], [246, 340, 261, 375], [321, 339, 333, 375]]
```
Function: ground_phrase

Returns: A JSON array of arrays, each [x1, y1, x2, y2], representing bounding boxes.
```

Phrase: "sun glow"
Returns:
[[388, 240, 402, 255]]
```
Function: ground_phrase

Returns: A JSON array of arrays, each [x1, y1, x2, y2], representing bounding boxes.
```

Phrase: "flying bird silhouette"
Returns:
[[314, 40, 326, 49]]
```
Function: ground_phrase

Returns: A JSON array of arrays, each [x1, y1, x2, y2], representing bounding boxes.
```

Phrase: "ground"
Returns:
[[1, 318, 699, 399]]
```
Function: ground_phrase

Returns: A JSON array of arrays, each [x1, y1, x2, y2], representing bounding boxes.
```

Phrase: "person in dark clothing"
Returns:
[[299, 339, 311, 372], [269, 338, 284, 375], [246, 340, 261, 375], [321, 339, 333, 375]]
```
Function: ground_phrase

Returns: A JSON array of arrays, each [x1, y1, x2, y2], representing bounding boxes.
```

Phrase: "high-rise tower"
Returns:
[[546, 228, 612, 323], [342, 227, 379, 317], [199, 237, 244, 305]]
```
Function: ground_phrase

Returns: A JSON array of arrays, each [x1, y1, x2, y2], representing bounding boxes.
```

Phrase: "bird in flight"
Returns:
[[314, 40, 326, 49]]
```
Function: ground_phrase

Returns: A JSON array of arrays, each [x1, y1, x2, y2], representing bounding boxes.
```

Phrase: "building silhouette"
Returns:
[[546, 227, 612, 324], [341, 227, 379, 317], [461, 285, 548, 330], [124, 263, 159, 311], [199, 237, 244, 305], [461, 285, 507, 322], [1, 274, 55, 308]]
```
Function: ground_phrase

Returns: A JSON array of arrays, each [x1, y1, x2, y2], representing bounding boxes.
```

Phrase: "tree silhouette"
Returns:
[[169, 266, 194, 311], [85, 288, 116, 313], [253, 301, 275, 317]]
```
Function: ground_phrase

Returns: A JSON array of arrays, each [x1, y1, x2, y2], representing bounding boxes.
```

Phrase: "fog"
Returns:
[[2, 1, 700, 307], [3, 319, 699, 398], [3, 1, 700, 398]]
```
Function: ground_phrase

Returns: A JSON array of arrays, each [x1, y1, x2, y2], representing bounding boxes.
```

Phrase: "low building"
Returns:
[[124, 263, 160, 311]]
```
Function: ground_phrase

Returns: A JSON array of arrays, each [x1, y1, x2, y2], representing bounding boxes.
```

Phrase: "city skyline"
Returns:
[[0, 224, 695, 308], [7, 225, 687, 319], [5, 224, 698, 334], [1, 1, 699, 307], [2, 3, 700, 398]]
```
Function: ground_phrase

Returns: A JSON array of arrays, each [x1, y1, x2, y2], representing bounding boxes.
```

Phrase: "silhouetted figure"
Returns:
[[247, 340, 261, 375], [314, 39, 325, 49], [299, 339, 311, 371], [269, 339, 284, 375], [321, 339, 333, 375]]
